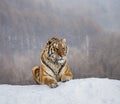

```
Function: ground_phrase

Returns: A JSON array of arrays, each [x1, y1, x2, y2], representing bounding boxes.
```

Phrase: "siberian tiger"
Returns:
[[32, 37, 73, 88]]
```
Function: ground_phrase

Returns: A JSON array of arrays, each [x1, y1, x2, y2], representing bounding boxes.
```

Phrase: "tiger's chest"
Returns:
[[44, 63, 63, 81], [52, 64, 62, 81], [51, 64, 61, 74]]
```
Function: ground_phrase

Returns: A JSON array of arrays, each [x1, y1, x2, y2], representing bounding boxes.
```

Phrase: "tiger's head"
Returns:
[[42, 37, 68, 64]]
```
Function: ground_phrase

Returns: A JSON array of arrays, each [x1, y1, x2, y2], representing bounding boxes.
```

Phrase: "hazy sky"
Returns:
[[52, 0, 120, 31]]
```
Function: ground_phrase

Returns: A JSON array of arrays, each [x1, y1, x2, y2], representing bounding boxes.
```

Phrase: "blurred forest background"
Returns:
[[0, 0, 120, 84]]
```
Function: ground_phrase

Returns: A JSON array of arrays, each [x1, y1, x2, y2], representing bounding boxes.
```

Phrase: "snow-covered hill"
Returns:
[[0, 78, 120, 104]]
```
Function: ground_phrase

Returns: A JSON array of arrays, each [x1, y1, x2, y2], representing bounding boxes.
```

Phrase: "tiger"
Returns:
[[32, 37, 73, 88]]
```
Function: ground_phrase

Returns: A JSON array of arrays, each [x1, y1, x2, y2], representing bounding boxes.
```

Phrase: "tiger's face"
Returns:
[[45, 38, 68, 64]]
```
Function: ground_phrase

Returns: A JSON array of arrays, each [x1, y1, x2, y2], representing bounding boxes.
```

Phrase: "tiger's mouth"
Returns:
[[57, 59, 65, 63], [49, 54, 66, 64], [55, 57, 66, 64]]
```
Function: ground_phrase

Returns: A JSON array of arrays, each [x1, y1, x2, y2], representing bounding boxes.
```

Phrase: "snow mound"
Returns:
[[0, 78, 120, 104]]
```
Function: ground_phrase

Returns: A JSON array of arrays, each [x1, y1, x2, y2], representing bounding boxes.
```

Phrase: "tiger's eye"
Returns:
[[55, 48, 58, 51]]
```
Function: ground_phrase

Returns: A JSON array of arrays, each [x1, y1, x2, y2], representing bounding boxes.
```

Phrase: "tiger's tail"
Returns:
[[32, 66, 41, 84]]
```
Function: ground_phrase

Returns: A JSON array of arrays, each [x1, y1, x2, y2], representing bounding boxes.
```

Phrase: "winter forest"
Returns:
[[0, 0, 120, 84]]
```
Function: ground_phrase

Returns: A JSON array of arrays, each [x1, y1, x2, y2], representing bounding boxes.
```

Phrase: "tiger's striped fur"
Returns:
[[32, 37, 73, 88]]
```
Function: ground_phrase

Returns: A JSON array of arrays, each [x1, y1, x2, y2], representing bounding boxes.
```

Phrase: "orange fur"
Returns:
[[32, 37, 73, 88]]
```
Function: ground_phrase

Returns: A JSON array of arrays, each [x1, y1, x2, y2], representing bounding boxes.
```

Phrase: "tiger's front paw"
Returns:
[[48, 79, 58, 88], [50, 83, 58, 88], [61, 77, 72, 82]]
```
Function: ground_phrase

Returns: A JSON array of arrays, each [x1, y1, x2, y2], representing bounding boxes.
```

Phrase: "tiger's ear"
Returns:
[[61, 38, 66, 43], [47, 39, 52, 45], [47, 38, 53, 45], [47, 37, 58, 45]]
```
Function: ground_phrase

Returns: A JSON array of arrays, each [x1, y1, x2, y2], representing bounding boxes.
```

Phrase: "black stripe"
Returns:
[[42, 59, 56, 75], [44, 70, 55, 78], [58, 61, 66, 74], [48, 45, 51, 56]]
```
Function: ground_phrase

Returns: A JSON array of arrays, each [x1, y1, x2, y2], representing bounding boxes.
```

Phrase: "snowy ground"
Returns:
[[0, 78, 120, 104]]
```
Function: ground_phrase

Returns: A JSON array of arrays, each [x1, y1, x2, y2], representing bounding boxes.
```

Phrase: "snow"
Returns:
[[0, 78, 120, 104]]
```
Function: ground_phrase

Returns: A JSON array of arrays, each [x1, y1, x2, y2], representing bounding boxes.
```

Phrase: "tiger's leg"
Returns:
[[40, 66, 58, 88], [32, 65, 58, 88], [32, 66, 41, 84], [41, 76, 58, 88], [61, 65, 73, 82]]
